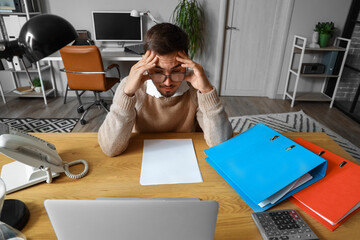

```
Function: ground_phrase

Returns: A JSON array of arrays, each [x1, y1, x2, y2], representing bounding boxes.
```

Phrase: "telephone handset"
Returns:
[[0, 123, 88, 194]]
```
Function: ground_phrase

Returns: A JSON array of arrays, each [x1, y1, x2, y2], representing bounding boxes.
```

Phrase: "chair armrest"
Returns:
[[106, 64, 120, 78], [60, 68, 106, 75]]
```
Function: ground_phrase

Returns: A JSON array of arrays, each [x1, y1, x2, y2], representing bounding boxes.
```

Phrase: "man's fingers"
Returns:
[[177, 51, 189, 58], [142, 50, 151, 59], [134, 53, 157, 70], [176, 55, 193, 66], [143, 51, 156, 63], [180, 62, 196, 70], [149, 55, 158, 65]]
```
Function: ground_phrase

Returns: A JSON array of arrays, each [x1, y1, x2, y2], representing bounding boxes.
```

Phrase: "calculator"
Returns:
[[251, 209, 319, 240]]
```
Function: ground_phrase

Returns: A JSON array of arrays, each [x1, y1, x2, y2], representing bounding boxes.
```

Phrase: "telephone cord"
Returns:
[[63, 159, 89, 179]]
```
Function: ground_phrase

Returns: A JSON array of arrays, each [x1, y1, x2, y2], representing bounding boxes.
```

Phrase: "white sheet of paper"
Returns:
[[140, 139, 203, 185], [258, 173, 313, 208]]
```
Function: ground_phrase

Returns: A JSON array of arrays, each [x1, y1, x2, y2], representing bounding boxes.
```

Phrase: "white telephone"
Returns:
[[0, 123, 88, 194]]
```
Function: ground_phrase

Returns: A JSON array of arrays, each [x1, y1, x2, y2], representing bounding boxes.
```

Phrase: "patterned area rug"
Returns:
[[0, 118, 79, 133], [229, 110, 360, 162]]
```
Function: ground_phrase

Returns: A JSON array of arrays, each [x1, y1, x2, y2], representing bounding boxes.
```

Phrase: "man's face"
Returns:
[[148, 51, 186, 97]]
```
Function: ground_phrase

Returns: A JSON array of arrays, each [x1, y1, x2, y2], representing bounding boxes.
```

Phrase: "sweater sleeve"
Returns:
[[98, 79, 137, 157], [196, 88, 233, 147]]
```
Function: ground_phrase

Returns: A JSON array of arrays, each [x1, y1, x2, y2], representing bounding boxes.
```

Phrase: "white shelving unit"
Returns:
[[0, 0, 56, 105], [283, 35, 351, 108]]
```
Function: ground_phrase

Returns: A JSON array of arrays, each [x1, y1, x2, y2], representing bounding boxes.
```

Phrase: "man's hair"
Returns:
[[144, 23, 189, 55]]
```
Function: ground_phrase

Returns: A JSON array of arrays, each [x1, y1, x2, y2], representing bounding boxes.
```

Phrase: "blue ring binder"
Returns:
[[204, 123, 327, 212]]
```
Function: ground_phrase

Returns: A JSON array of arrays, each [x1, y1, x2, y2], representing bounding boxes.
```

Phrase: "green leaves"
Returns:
[[32, 77, 41, 87], [171, 0, 204, 59], [314, 22, 335, 36]]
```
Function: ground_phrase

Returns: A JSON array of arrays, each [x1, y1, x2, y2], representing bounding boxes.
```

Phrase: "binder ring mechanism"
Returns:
[[286, 145, 296, 151], [339, 161, 347, 167], [269, 136, 296, 151], [317, 150, 347, 167], [270, 135, 279, 141], [318, 151, 326, 156]]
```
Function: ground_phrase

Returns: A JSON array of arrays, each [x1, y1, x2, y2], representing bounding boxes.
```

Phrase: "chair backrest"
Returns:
[[60, 45, 108, 91]]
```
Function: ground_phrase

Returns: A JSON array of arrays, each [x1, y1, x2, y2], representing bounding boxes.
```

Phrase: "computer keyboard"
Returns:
[[101, 47, 125, 53], [251, 209, 319, 240], [125, 43, 145, 55]]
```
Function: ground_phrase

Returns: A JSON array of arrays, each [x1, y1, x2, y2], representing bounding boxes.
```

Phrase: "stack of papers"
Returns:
[[259, 173, 312, 208], [140, 139, 203, 185]]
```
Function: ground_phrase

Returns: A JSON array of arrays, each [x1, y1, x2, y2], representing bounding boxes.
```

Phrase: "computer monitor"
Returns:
[[92, 11, 143, 44]]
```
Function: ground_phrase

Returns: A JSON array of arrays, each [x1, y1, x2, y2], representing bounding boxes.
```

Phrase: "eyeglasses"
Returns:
[[149, 69, 186, 83]]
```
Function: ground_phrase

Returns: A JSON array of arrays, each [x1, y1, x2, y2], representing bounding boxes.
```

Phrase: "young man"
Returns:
[[98, 23, 232, 157]]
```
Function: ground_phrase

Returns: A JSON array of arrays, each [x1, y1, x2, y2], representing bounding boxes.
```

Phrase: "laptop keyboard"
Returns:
[[125, 43, 145, 55]]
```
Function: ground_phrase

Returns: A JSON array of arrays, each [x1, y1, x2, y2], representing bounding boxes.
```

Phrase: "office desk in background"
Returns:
[[0, 132, 359, 240], [43, 50, 142, 62]]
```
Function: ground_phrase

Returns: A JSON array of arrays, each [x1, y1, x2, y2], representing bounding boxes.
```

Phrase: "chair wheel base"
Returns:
[[77, 107, 84, 113], [80, 119, 87, 125]]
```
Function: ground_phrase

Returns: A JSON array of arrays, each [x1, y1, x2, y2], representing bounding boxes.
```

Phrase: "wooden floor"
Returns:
[[0, 95, 359, 148]]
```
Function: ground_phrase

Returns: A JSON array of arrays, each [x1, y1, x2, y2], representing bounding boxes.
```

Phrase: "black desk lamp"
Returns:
[[0, 14, 77, 62], [0, 14, 77, 88], [0, 14, 77, 237]]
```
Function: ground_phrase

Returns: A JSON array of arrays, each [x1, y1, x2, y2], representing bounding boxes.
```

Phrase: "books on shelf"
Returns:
[[0, 0, 16, 12], [13, 86, 33, 95], [0, 0, 37, 13]]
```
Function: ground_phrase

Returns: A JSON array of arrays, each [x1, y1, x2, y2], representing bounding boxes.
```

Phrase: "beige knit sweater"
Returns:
[[98, 78, 233, 157]]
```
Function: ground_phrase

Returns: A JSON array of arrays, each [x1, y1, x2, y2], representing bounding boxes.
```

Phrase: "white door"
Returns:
[[221, 0, 293, 97]]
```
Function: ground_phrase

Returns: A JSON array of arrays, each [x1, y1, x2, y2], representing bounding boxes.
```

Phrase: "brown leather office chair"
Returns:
[[60, 45, 120, 125]]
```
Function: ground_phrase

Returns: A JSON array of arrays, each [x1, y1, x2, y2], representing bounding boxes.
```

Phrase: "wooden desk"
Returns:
[[0, 132, 359, 240]]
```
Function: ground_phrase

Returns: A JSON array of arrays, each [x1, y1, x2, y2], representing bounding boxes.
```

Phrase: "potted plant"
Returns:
[[314, 22, 335, 48], [32, 77, 42, 93], [171, 0, 204, 59]]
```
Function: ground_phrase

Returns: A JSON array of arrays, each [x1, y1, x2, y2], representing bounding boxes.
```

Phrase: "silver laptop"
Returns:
[[44, 198, 218, 240]]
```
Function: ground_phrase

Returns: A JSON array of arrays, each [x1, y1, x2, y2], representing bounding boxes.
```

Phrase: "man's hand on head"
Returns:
[[124, 51, 158, 97], [176, 51, 213, 93]]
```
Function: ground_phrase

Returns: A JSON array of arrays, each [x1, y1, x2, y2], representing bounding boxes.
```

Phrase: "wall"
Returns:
[[0, 0, 353, 100], [276, 0, 352, 98], [0, 0, 224, 97]]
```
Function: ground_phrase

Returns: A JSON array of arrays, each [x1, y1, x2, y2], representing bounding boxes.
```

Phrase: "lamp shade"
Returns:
[[17, 14, 77, 63], [130, 10, 159, 24], [130, 9, 140, 17]]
